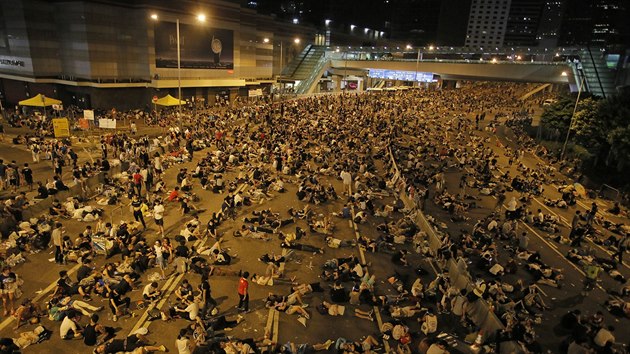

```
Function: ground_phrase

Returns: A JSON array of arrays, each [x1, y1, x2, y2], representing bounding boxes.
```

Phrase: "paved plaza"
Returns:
[[0, 84, 628, 354]]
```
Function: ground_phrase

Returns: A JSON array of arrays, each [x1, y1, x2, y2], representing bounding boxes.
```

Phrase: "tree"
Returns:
[[598, 88, 630, 171]]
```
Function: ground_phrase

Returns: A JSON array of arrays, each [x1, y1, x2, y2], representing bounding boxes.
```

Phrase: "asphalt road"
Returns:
[[0, 98, 628, 354]]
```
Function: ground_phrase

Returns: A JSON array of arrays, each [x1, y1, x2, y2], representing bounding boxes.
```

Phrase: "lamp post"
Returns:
[[415, 48, 421, 86], [560, 72, 587, 160], [151, 12, 205, 121]]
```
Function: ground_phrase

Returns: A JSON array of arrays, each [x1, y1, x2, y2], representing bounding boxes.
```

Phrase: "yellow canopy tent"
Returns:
[[18, 94, 62, 107], [154, 94, 186, 106]]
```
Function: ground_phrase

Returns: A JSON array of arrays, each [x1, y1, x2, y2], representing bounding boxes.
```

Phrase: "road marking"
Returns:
[[129, 176, 251, 334], [347, 188, 389, 353], [532, 198, 569, 225], [272, 308, 280, 344], [520, 222, 606, 294], [532, 197, 629, 270], [0, 262, 81, 332], [521, 222, 583, 275]]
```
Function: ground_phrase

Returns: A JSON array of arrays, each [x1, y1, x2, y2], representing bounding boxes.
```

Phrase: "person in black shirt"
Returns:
[[100, 159, 110, 172], [174, 241, 189, 258], [53, 175, 69, 191], [35, 181, 48, 199], [77, 259, 95, 282], [129, 195, 146, 229], [83, 314, 115, 346], [199, 277, 217, 317], [21, 163, 33, 191], [108, 291, 131, 322], [55, 270, 90, 299], [113, 275, 133, 296]]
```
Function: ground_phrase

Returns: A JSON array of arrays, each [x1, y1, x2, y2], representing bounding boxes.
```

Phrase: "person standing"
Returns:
[[52, 222, 64, 264], [582, 263, 601, 296], [340, 170, 352, 196], [153, 199, 165, 236], [31, 143, 40, 163], [569, 210, 581, 240], [132, 169, 143, 196], [612, 233, 628, 265], [0, 159, 6, 190], [0, 267, 18, 316], [21, 163, 33, 191], [130, 195, 146, 229], [237, 271, 249, 313]]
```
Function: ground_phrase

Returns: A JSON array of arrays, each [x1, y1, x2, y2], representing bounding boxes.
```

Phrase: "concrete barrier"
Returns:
[[386, 144, 515, 348]]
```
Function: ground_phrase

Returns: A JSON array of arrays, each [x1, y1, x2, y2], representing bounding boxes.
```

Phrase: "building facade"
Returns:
[[0, 0, 378, 109], [464, 0, 511, 48]]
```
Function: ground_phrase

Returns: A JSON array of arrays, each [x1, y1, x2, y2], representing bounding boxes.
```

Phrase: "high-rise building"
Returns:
[[503, 0, 544, 46], [464, 0, 511, 48], [536, 1, 565, 48], [558, 0, 629, 47]]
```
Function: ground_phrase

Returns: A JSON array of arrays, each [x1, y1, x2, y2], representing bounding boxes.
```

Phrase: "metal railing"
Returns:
[[295, 54, 331, 94]]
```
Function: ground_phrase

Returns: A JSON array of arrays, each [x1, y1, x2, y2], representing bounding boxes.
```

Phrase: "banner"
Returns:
[[52, 118, 70, 137], [52, 104, 63, 111], [248, 89, 263, 97], [83, 109, 94, 120], [154, 21, 234, 69], [98, 118, 117, 129]]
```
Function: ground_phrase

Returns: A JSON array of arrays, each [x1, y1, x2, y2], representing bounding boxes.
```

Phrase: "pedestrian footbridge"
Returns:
[[280, 46, 617, 98]]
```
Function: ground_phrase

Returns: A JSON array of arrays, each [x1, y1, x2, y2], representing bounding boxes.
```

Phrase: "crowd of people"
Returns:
[[0, 82, 628, 354]]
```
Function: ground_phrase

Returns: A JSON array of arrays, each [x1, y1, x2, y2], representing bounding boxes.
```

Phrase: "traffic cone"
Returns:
[[471, 329, 484, 351]]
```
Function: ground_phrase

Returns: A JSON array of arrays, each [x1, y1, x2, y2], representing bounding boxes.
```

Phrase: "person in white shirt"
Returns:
[[153, 200, 165, 236], [593, 325, 616, 348], [340, 170, 352, 195], [60, 311, 82, 339], [176, 328, 196, 354], [143, 282, 161, 301], [169, 295, 202, 325]]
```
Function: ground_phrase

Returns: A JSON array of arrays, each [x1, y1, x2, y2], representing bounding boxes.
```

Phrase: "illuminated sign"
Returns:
[[368, 69, 436, 82], [0, 59, 25, 67]]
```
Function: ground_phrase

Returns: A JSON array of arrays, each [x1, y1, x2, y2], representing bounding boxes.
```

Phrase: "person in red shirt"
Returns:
[[132, 170, 143, 196], [237, 271, 250, 312], [168, 186, 180, 202]]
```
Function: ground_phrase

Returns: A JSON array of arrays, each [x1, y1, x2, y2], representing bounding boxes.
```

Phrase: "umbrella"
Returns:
[[18, 94, 62, 107], [573, 183, 587, 198], [154, 94, 186, 106]]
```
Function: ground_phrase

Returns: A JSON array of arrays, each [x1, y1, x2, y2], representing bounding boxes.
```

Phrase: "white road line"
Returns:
[[0, 262, 81, 332], [532, 197, 629, 270], [521, 222, 606, 294], [129, 179, 251, 334]]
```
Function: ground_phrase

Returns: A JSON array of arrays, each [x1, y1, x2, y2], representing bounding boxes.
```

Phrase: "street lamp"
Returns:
[[150, 12, 205, 119], [560, 73, 587, 160], [263, 38, 270, 43]]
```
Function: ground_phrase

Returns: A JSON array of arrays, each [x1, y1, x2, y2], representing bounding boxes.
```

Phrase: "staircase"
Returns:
[[579, 48, 617, 98], [293, 54, 331, 95], [281, 45, 327, 80]]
